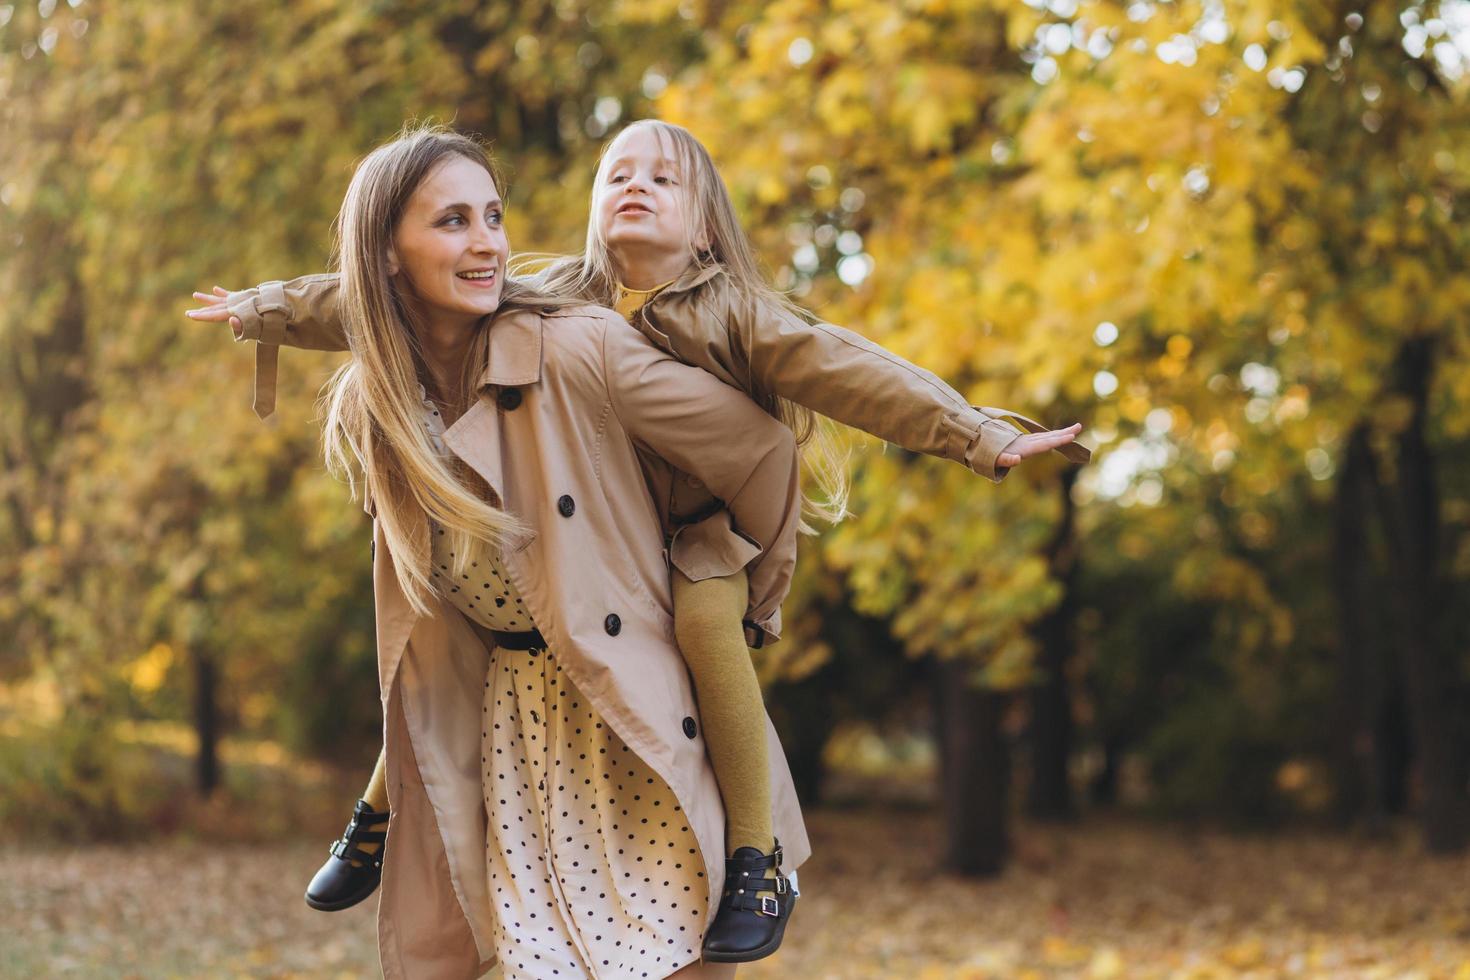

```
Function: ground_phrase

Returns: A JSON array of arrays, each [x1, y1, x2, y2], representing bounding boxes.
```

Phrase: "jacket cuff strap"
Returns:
[[742, 620, 766, 650], [253, 280, 291, 345], [743, 610, 781, 648], [247, 281, 290, 420], [253, 343, 278, 419]]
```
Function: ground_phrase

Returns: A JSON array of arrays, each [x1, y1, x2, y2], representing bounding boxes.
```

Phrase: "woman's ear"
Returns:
[[693, 223, 711, 253], [387, 243, 401, 277]]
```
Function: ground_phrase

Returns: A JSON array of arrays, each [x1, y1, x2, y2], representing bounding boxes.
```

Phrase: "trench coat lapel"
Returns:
[[442, 313, 545, 557], [441, 398, 507, 505]]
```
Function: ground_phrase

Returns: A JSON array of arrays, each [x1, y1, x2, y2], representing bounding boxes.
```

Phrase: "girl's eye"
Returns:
[[489, 211, 503, 226], [609, 174, 629, 184]]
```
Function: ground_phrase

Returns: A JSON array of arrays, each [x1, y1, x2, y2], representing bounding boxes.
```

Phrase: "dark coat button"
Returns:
[[604, 613, 621, 636], [557, 495, 575, 518], [682, 716, 698, 739], [497, 387, 522, 411]]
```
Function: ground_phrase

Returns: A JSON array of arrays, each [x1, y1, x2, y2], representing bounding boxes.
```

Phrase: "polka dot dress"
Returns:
[[423, 392, 710, 979]]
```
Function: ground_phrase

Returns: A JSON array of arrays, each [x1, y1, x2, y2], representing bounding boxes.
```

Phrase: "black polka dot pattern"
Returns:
[[429, 524, 529, 632], [421, 396, 709, 977], [482, 644, 708, 978]]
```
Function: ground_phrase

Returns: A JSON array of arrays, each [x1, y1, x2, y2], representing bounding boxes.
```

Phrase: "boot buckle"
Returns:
[[758, 895, 779, 917], [774, 875, 788, 895]]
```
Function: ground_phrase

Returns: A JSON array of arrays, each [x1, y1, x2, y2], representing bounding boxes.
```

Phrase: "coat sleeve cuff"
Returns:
[[226, 281, 290, 419], [225, 280, 290, 343], [941, 410, 1017, 483], [743, 610, 781, 648]]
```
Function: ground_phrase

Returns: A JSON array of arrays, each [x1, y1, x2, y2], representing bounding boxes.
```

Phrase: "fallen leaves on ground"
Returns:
[[6, 809, 1470, 978]]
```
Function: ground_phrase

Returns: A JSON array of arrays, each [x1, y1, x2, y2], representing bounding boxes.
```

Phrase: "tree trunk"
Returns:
[[1089, 732, 1123, 807], [1330, 423, 1386, 829], [1379, 677, 1412, 816], [1380, 337, 1467, 852], [194, 646, 219, 797], [1027, 470, 1080, 821], [932, 657, 1009, 876]]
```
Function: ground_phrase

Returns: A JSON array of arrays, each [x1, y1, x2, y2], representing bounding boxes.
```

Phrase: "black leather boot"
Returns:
[[304, 799, 389, 912], [701, 839, 797, 963]]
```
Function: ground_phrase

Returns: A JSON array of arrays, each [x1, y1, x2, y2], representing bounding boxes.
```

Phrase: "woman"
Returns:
[[259, 124, 809, 979]]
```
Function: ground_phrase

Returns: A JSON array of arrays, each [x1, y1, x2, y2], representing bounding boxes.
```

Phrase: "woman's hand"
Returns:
[[184, 285, 242, 333], [996, 422, 1084, 469]]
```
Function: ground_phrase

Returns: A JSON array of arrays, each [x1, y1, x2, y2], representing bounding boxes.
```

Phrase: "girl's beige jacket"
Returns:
[[334, 305, 807, 979]]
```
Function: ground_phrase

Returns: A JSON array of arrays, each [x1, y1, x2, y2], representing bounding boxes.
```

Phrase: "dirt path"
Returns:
[[7, 809, 1470, 978]]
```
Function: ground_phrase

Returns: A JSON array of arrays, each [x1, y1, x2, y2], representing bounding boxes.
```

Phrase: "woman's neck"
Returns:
[[415, 306, 480, 407], [613, 248, 692, 290]]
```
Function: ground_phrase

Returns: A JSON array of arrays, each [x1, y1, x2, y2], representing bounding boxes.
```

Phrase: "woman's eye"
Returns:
[[442, 214, 465, 226]]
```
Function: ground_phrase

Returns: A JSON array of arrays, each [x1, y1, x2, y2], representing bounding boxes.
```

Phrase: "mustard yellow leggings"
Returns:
[[360, 567, 773, 857]]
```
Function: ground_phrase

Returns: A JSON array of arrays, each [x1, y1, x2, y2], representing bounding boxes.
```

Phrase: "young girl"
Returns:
[[190, 119, 1087, 963]]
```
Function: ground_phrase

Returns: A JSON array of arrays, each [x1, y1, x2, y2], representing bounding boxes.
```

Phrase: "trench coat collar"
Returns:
[[659, 260, 723, 298], [474, 306, 545, 389]]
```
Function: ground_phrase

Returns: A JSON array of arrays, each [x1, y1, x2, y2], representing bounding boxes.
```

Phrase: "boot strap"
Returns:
[[330, 838, 385, 868], [349, 800, 390, 824], [724, 869, 788, 895], [719, 887, 787, 917], [342, 826, 387, 845], [722, 845, 783, 874], [344, 800, 390, 842]]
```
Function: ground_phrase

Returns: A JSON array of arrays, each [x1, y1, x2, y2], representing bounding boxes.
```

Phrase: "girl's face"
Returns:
[[596, 126, 702, 264], [390, 155, 508, 323]]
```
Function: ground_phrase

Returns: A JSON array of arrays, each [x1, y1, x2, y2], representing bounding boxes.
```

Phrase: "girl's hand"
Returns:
[[184, 285, 242, 334], [996, 423, 1083, 469]]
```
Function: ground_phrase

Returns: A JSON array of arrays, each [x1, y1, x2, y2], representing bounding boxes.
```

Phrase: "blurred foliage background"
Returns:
[[5, 0, 1470, 894]]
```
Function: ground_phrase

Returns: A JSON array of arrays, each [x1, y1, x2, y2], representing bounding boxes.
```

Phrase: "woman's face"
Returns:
[[595, 126, 700, 261], [390, 155, 508, 322]]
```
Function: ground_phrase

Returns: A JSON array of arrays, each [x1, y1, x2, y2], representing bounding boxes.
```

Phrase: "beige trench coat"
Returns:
[[358, 305, 809, 979], [227, 267, 1088, 641]]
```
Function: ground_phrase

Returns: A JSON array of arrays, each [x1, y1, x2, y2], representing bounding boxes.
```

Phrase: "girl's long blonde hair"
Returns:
[[320, 123, 571, 615], [523, 119, 851, 532]]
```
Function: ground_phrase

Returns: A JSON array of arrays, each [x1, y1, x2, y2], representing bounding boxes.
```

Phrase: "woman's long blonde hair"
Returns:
[[320, 124, 570, 615], [523, 119, 851, 532]]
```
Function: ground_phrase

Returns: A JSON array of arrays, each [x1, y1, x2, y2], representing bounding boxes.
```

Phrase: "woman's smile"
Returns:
[[456, 266, 499, 288]]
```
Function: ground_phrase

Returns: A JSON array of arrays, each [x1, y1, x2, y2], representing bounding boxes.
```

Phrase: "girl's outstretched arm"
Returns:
[[652, 280, 1089, 483], [185, 273, 345, 418]]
